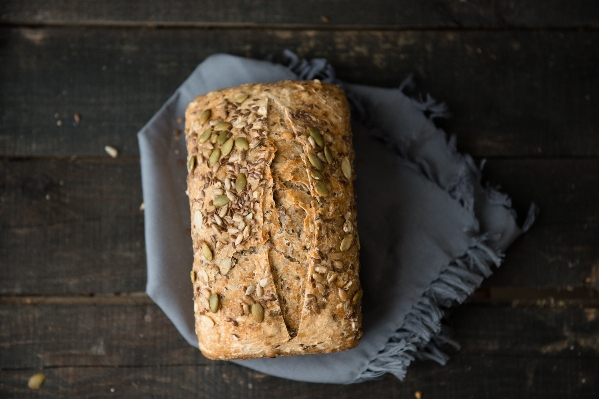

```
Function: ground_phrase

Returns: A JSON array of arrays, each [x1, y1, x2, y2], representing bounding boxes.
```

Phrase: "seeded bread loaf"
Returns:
[[185, 80, 361, 360]]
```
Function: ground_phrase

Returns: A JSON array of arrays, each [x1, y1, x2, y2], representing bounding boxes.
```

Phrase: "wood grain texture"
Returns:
[[1, 27, 598, 158], [0, 159, 146, 294], [2, 0, 599, 28], [1, 159, 597, 294], [1, 304, 598, 368], [0, 359, 596, 398], [1, 1, 598, 397]]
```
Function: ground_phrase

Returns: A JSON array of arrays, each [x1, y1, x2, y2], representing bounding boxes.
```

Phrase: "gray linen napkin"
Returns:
[[138, 52, 536, 384]]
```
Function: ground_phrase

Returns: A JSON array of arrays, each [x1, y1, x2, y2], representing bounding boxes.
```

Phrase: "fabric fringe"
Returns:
[[356, 239, 501, 382], [522, 203, 540, 232], [280, 51, 536, 382], [283, 50, 337, 83]]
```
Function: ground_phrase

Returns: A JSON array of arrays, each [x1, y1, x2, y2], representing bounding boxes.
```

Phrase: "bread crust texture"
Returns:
[[185, 80, 361, 359]]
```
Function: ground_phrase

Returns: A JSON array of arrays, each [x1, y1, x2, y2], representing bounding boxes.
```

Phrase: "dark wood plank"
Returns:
[[2, 304, 597, 370], [2, 0, 599, 28], [0, 358, 596, 398], [482, 159, 599, 289], [1, 159, 597, 294], [0, 159, 145, 294], [1, 27, 598, 158]]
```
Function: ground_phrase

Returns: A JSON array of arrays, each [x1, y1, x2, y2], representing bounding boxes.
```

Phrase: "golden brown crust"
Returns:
[[185, 80, 361, 360]]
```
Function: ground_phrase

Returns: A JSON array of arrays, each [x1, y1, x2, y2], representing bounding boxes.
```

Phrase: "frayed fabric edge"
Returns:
[[355, 238, 501, 382], [280, 51, 536, 382]]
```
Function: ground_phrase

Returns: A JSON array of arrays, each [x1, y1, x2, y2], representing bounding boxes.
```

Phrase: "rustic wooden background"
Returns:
[[1, 1, 598, 397]]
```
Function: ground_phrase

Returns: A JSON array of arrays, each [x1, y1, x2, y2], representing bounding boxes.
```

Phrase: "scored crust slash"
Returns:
[[185, 80, 362, 360]]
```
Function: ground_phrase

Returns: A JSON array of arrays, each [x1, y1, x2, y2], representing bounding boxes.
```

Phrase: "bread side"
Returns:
[[185, 80, 361, 360]]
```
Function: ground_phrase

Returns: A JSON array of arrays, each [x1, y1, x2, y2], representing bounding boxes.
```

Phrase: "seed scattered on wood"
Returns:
[[340, 234, 353, 251], [104, 146, 118, 158], [341, 157, 352, 179], [235, 137, 250, 150], [199, 128, 212, 143], [209, 294, 220, 313], [308, 153, 324, 171], [199, 109, 212, 124], [202, 242, 213, 261], [28, 373, 46, 390], [251, 302, 265, 322], [73, 113, 82, 122]]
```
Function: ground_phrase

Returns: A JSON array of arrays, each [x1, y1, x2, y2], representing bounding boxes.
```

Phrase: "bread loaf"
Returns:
[[184, 80, 361, 359]]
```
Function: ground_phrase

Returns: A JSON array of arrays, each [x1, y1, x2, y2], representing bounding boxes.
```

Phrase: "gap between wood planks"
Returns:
[[5, 155, 599, 163], [2, 20, 599, 31], [1, 288, 597, 307]]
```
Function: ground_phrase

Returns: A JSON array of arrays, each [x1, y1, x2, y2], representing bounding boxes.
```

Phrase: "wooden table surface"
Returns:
[[1, 1, 598, 397]]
